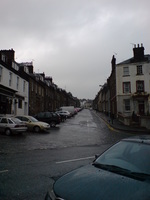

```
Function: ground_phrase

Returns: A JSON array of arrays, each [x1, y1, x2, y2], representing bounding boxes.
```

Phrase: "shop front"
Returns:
[[0, 85, 16, 115]]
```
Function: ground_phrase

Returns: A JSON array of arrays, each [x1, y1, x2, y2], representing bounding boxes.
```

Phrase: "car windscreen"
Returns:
[[95, 141, 150, 175], [29, 116, 38, 122], [11, 118, 22, 123]]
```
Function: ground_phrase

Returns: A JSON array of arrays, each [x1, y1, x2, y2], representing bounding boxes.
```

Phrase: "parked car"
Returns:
[[34, 112, 61, 127], [75, 107, 83, 112], [45, 135, 150, 200], [55, 112, 66, 122], [56, 110, 71, 121], [0, 116, 27, 136], [59, 106, 75, 117], [15, 115, 50, 132]]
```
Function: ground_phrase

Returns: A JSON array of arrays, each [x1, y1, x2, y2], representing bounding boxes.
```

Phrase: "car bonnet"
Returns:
[[35, 121, 50, 126], [53, 164, 150, 200]]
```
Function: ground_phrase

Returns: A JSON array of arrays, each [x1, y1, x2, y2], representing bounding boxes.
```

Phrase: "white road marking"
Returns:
[[56, 156, 95, 164], [0, 170, 9, 174]]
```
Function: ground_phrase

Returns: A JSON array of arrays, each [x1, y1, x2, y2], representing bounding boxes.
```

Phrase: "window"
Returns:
[[16, 77, 19, 89], [8, 119, 13, 124], [18, 99, 22, 108], [0, 67, 2, 82], [1, 54, 7, 62], [23, 81, 26, 92], [41, 88, 44, 96], [123, 66, 129, 76], [137, 65, 143, 75], [35, 84, 37, 94], [39, 86, 41, 95], [124, 99, 130, 111], [9, 72, 12, 86], [21, 117, 29, 122], [1, 118, 8, 123], [37, 112, 45, 118], [123, 82, 131, 93], [136, 81, 144, 92], [31, 82, 34, 91]]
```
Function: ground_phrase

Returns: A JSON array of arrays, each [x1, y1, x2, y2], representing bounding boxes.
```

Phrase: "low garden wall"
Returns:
[[140, 116, 150, 130], [118, 113, 131, 126], [118, 113, 150, 130]]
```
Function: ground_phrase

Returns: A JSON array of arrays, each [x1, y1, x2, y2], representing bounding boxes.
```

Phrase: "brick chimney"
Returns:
[[0, 49, 15, 66], [1, 49, 15, 60], [19, 62, 34, 74], [133, 43, 144, 62], [111, 55, 116, 71]]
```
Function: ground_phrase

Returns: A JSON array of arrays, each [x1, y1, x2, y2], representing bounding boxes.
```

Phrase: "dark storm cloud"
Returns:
[[1, 0, 150, 99]]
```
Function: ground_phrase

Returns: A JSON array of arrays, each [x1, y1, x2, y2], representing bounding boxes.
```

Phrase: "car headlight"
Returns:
[[50, 189, 56, 200], [42, 125, 50, 128], [45, 189, 65, 200]]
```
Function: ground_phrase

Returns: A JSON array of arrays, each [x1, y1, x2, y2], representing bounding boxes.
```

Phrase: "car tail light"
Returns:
[[15, 124, 27, 128], [15, 125, 20, 128], [22, 124, 27, 127]]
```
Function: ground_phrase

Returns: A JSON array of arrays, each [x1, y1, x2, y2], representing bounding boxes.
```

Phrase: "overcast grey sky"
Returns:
[[1, 0, 150, 99]]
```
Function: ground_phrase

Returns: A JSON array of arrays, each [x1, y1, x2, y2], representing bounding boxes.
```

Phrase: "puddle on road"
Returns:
[[79, 120, 97, 128]]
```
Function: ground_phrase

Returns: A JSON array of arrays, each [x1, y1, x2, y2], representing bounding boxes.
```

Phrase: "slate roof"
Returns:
[[117, 54, 150, 65]]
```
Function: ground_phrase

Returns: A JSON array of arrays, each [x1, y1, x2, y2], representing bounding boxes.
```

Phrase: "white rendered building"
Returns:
[[116, 44, 150, 122], [0, 50, 29, 115]]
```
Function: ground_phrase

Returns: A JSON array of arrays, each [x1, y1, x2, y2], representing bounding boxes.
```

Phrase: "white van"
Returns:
[[59, 106, 75, 116]]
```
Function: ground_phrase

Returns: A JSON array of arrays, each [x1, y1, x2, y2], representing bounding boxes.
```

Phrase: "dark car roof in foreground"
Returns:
[[123, 135, 150, 145]]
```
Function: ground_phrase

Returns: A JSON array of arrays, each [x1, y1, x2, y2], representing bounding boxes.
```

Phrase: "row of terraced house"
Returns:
[[93, 44, 150, 129], [0, 49, 80, 116]]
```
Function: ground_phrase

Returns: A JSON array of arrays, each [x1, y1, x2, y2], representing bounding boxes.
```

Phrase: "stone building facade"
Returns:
[[0, 49, 80, 116]]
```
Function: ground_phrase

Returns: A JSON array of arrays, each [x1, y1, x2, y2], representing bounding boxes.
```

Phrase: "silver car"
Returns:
[[0, 116, 27, 136]]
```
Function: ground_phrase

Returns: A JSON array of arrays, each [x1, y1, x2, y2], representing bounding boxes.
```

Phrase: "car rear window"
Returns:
[[8, 119, 13, 124], [1, 118, 8, 123]]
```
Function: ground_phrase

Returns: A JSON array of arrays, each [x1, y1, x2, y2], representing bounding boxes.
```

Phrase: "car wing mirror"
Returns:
[[95, 154, 99, 159], [93, 154, 99, 162]]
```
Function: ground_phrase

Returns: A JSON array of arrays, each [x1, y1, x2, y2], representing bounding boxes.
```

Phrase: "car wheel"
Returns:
[[50, 121, 56, 127], [33, 126, 40, 132], [5, 128, 12, 136]]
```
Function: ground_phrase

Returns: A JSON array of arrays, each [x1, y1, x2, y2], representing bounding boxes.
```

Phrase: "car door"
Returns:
[[45, 112, 52, 123], [0, 118, 8, 132], [17, 116, 31, 130], [36, 112, 45, 122], [21, 117, 32, 129]]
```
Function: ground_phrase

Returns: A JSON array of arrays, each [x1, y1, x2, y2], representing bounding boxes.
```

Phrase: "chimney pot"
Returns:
[[133, 43, 144, 61]]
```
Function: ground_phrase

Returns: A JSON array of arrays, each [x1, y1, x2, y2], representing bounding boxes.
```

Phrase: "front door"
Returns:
[[138, 101, 145, 115]]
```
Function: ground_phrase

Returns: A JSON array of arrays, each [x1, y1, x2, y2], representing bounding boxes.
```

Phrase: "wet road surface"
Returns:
[[0, 109, 133, 200]]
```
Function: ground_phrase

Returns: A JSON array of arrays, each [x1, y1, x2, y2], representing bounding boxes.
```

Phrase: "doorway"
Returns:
[[138, 101, 145, 115]]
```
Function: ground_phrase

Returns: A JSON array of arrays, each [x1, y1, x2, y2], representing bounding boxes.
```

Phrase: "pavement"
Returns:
[[95, 111, 150, 134]]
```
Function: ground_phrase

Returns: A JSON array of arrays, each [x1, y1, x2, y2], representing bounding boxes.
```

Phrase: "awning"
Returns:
[[132, 93, 149, 100], [0, 84, 17, 97]]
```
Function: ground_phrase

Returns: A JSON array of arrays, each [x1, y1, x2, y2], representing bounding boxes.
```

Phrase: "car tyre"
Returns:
[[5, 128, 12, 136], [33, 126, 40, 133], [50, 121, 56, 127]]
